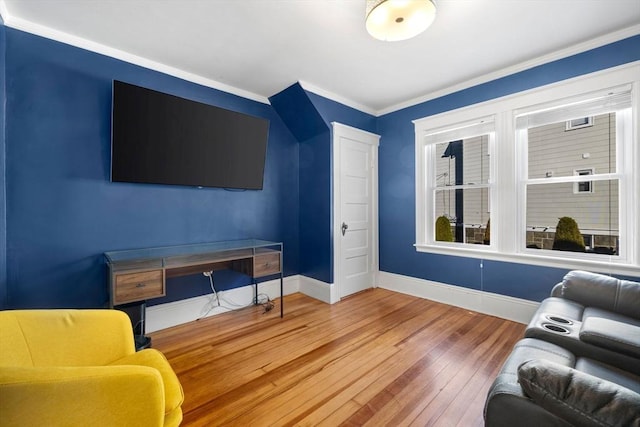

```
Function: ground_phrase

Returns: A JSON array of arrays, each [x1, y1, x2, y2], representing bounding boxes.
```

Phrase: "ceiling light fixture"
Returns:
[[365, 0, 437, 42]]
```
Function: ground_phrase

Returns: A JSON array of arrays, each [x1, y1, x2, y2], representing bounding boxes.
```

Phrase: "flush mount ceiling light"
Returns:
[[366, 0, 437, 42]]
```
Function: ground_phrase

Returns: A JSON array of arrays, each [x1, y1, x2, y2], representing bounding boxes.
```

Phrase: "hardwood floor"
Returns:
[[150, 288, 525, 426]]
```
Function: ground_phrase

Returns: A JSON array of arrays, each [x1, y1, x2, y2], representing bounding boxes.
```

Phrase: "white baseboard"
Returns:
[[147, 271, 538, 332], [298, 275, 337, 304], [146, 275, 300, 333], [376, 271, 539, 324]]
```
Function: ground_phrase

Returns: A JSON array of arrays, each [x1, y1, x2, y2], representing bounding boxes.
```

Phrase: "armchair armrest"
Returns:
[[554, 270, 640, 320], [0, 365, 165, 427]]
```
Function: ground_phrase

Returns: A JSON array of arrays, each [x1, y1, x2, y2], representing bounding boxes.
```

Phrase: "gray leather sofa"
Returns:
[[484, 271, 640, 426]]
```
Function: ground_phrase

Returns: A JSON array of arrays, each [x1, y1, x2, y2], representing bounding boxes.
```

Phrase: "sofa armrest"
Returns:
[[580, 317, 640, 359], [518, 359, 640, 427], [0, 365, 165, 427], [554, 270, 640, 320]]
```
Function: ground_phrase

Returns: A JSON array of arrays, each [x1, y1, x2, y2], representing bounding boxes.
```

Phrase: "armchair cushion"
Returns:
[[518, 359, 640, 427], [0, 309, 135, 367], [0, 365, 165, 426]]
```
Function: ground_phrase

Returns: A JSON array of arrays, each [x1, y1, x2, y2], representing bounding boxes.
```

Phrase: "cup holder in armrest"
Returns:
[[545, 315, 573, 325], [542, 323, 571, 334]]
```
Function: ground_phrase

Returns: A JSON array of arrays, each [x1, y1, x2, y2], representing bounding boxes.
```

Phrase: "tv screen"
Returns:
[[111, 80, 270, 190]]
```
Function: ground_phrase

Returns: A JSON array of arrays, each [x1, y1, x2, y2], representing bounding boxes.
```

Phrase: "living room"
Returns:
[[0, 1, 639, 426]]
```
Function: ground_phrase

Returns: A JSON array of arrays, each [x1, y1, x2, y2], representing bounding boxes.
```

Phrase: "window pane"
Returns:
[[435, 135, 490, 187], [525, 180, 619, 255], [527, 113, 616, 179], [435, 188, 490, 245]]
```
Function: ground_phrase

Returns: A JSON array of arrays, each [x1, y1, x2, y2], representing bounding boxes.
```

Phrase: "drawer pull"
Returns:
[[136, 283, 146, 288]]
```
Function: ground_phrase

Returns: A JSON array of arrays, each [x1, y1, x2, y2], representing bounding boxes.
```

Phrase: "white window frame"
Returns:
[[573, 168, 595, 194], [422, 118, 495, 248], [565, 116, 594, 130], [414, 63, 639, 276]]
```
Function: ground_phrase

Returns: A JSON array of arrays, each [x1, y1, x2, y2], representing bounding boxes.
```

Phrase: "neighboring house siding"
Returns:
[[526, 113, 618, 235], [463, 135, 489, 227]]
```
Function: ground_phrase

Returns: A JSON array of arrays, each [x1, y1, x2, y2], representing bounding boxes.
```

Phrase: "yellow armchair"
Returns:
[[0, 309, 183, 426]]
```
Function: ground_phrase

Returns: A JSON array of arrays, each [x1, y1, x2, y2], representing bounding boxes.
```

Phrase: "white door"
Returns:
[[333, 123, 380, 299]]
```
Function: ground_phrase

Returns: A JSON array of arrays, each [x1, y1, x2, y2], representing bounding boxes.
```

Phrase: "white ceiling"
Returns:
[[1, 0, 639, 115]]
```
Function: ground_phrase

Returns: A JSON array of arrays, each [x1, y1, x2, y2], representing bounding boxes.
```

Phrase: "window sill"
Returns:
[[414, 243, 639, 277]]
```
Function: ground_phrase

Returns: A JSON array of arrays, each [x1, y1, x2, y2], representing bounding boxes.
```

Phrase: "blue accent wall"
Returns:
[[3, 28, 300, 308], [377, 35, 640, 301], [270, 84, 332, 283]]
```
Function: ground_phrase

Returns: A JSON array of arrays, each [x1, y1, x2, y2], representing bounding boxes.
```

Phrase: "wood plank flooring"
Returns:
[[150, 288, 525, 426]]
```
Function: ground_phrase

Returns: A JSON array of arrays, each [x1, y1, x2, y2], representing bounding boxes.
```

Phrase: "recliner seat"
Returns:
[[484, 338, 640, 427], [525, 270, 640, 374], [485, 270, 640, 426]]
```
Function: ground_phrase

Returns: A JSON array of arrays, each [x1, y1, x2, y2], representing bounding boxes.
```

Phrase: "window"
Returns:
[[419, 118, 494, 248], [565, 116, 593, 130], [517, 95, 629, 257], [574, 168, 594, 194], [414, 64, 639, 274]]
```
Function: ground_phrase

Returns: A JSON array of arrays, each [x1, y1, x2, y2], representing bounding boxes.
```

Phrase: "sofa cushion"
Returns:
[[518, 359, 640, 427], [556, 270, 640, 320], [575, 358, 640, 395]]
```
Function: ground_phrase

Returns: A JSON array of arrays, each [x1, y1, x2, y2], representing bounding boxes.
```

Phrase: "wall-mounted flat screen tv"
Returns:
[[111, 80, 270, 190]]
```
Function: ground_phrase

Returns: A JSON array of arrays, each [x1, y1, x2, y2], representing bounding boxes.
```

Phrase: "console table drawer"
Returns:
[[254, 253, 281, 277], [114, 270, 165, 304]]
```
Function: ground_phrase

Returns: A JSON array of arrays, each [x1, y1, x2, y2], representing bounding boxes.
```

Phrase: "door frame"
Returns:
[[332, 122, 380, 301]]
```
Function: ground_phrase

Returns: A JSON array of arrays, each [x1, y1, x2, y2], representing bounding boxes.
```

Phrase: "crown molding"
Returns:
[[378, 24, 640, 116], [298, 80, 378, 117], [1, 1, 637, 117], [0, 6, 270, 105]]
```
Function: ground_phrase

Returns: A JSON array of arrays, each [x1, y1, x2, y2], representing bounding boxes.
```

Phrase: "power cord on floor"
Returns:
[[197, 272, 275, 320]]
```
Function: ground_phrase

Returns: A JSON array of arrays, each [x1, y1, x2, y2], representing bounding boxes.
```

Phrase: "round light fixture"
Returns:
[[366, 0, 436, 42]]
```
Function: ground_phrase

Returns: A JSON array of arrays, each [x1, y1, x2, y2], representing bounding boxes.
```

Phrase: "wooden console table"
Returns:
[[104, 239, 284, 318]]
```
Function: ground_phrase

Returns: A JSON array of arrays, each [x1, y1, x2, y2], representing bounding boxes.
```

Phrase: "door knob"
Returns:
[[341, 222, 349, 236]]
